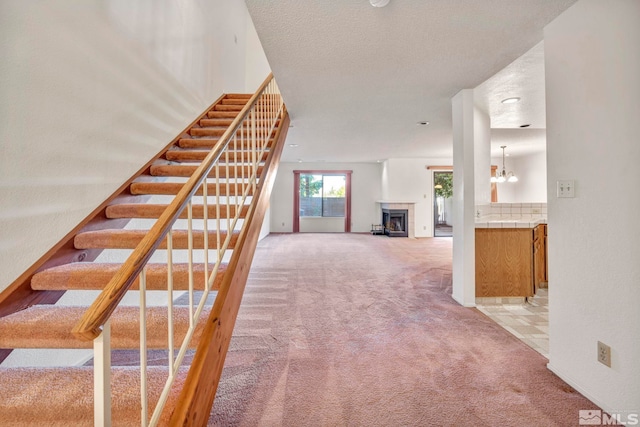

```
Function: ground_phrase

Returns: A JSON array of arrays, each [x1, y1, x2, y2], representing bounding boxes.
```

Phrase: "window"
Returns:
[[293, 170, 352, 233], [299, 174, 346, 217]]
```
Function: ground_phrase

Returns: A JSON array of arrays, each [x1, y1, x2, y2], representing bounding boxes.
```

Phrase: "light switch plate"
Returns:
[[557, 180, 575, 198]]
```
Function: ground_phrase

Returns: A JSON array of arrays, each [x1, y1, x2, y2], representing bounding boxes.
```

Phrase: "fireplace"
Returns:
[[382, 208, 409, 237]]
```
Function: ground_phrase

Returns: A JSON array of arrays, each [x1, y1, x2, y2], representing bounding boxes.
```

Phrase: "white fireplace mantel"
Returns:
[[376, 200, 417, 204]]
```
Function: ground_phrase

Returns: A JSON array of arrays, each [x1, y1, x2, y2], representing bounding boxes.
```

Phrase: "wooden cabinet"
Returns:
[[533, 224, 547, 291], [475, 228, 534, 297], [475, 224, 548, 297]]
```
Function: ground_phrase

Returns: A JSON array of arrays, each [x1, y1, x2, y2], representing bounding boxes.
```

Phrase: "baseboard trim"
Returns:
[[546, 362, 621, 416], [451, 293, 476, 307]]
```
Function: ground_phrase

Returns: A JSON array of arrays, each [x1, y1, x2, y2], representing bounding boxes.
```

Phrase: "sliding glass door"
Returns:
[[433, 171, 453, 237]]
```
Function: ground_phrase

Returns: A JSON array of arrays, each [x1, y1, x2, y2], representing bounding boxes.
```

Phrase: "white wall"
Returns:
[[545, 0, 640, 414], [299, 217, 345, 233], [245, 13, 272, 92], [513, 151, 547, 203], [493, 151, 547, 203], [259, 206, 271, 241], [0, 1, 269, 291], [444, 197, 453, 226], [382, 158, 452, 237], [474, 105, 492, 205], [492, 157, 517, 203], [451, 89, 477, 307], [270, 162, 382, 233]]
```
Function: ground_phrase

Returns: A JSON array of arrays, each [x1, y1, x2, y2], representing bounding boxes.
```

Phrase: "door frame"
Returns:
[[432, 169, 454, 237]]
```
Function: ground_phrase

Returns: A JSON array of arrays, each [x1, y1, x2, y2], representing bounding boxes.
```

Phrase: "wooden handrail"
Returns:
[[71, 73, 276, 341], [169, 107, 290, 427]]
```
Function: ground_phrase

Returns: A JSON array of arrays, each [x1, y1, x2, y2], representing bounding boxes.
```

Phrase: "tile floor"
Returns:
[[476, 289, 549, 358]]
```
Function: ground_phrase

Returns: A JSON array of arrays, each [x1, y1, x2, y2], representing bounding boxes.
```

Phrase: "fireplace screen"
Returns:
[[381, 209, 409, 237]]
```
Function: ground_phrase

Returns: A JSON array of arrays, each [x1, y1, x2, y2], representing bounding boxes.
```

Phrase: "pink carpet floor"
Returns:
[[208, 233, 602, 427]]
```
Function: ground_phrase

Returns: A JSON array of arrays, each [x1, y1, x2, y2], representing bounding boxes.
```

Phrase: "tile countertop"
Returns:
[[475, 217, 547, 229]]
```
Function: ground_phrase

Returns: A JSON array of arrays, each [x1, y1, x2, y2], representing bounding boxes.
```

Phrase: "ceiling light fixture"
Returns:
[[491, 146, 518, 183], [501, 97, 521, 104], [370, 0, 390, 7], [289, 144, 299, 147]]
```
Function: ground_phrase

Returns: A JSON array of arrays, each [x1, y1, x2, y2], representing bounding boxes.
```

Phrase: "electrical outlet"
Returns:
[[597, 341, 611, 367]]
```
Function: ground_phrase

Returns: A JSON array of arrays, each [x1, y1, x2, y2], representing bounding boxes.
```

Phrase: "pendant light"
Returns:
[[491, 146, 518, 183]]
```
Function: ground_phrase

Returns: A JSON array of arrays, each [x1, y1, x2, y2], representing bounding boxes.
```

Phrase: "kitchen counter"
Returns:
[[475, 217, 547, 228]]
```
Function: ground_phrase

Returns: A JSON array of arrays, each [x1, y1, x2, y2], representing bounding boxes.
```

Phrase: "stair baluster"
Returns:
[[0, 74, 286, 426]]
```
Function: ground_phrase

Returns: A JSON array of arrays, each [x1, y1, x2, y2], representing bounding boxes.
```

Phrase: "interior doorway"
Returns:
[[293, 170, 352, 233], [433, 171, 453, 237]]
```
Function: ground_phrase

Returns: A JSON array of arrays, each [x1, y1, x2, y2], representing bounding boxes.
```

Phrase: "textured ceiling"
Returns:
[[245, 0, 577, 162], [475, 42, 547, 158]]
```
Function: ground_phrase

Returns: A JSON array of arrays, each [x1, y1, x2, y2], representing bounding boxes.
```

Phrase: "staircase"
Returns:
[[0, 75, 287, 426]]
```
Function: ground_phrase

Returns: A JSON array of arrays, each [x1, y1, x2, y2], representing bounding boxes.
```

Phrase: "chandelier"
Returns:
[[491, 146, 518, 183]]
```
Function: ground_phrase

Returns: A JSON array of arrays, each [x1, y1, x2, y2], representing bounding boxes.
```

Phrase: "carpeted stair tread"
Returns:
[[190, 127, 277, 138], [149, 164, 263, 178], [224, 93, 252, 99], [220, 98, 249, 105], [189, 127, 227, 137], [165, 149, 268, 163], [178, 138, 221, 149], [198, 118, 279, 127], [213, 104, 243, 111], [199, 118, 235, 127], [31, 262, 226, 291], [178, 137, 274, 149], [207, 111, 240, 119], [0, 366, 187, 426], [0, 305, 210, 349], [130, 181, 251, 196], [74, 229, 239, 250], [105, 203, 248, 219]]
